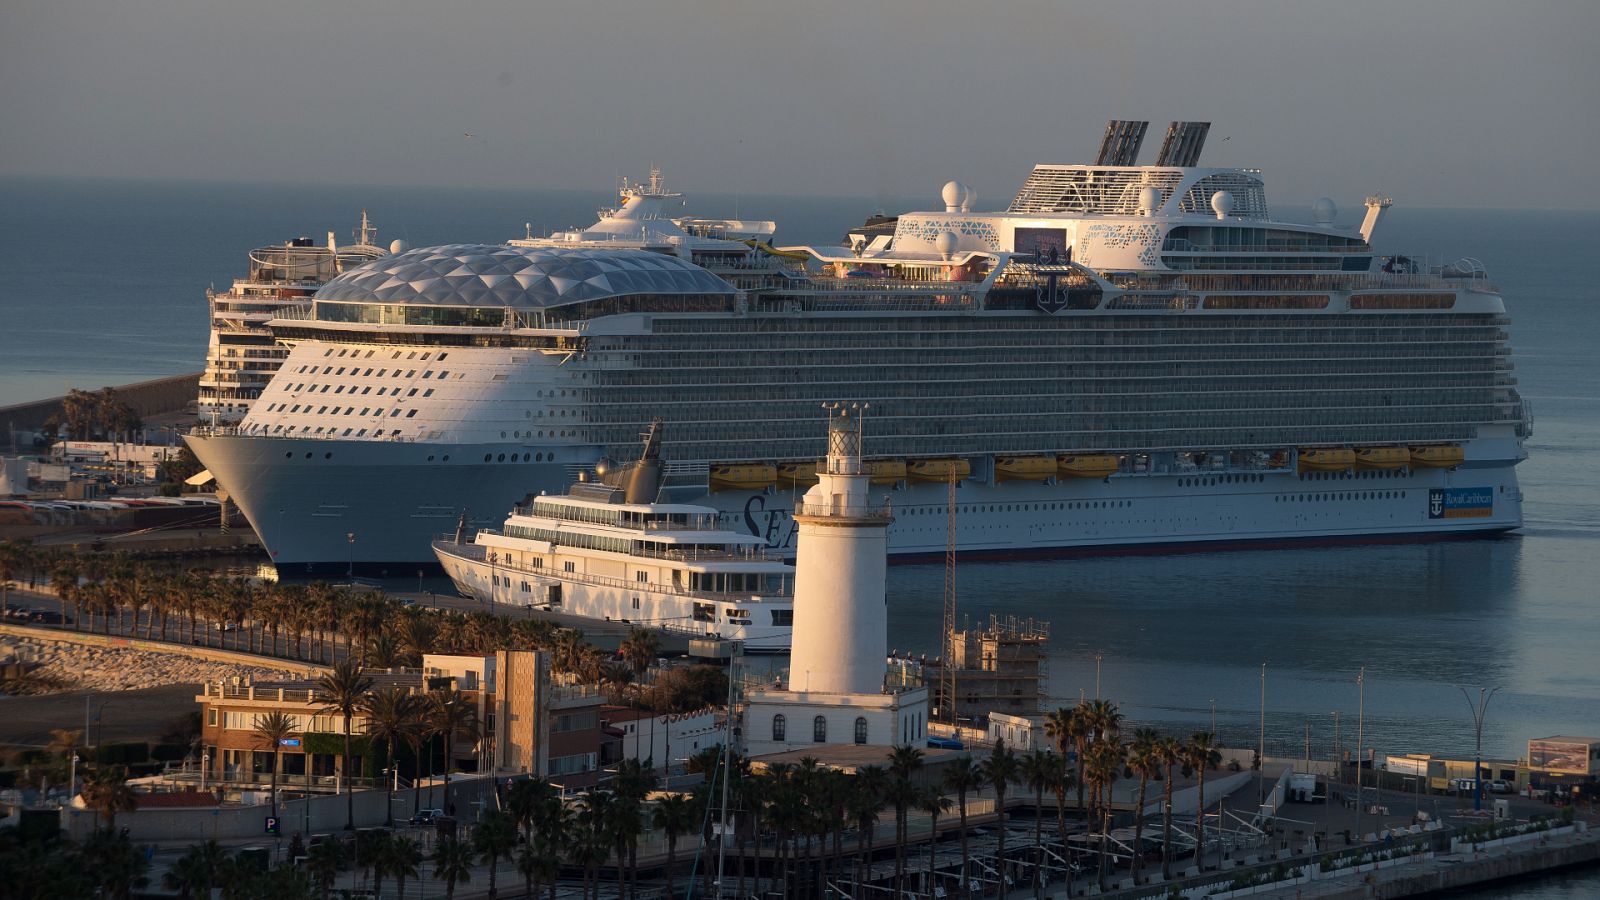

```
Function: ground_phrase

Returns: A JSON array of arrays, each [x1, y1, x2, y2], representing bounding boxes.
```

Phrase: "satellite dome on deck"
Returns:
[[1313, 197, 1338, 224], [389, 239, 410, 254], [942, 181, 963, 212], [1211, 190, 1235, 219], [960, 186, 975, 212], [935, 231, 958, 261], [1138, 186, 1163, 216]]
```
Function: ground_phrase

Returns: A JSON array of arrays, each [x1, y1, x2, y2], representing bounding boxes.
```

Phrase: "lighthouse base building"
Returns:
[[739, 403, 929, 757]]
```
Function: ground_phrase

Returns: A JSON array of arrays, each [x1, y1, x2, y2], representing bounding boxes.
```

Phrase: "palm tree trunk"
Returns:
[[927, 811, 941, 896], [1033, 785, 1044, 897], [343, 721, 354, 830], [1196, 769, 1207, 870], [995, 788, 1008, 899], [1132, 774, 1149, 885], [958, 789, 970, 900], [1161, 763, 1175, 880]]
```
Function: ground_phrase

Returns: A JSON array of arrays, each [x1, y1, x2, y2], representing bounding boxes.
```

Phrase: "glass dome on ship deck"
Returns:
[[311, 244, 736, 325]]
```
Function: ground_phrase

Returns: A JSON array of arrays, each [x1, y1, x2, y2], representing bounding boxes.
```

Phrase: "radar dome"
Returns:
[[1138, 186, 1163, 216], [935, 231, 959, 260], [1313, 197, 1338, 224], [960, 185, 976, 212], [389, 239, 410, 254], [941, 181, 963, 211], [1210, 190, 1235, 220]]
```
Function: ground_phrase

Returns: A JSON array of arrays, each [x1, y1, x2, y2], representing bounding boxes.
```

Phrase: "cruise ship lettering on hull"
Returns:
[[185, 127, 1529, 574]]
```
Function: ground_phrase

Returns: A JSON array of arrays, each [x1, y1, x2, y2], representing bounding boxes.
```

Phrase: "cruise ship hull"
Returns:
[[188, 431, 1524, 575]]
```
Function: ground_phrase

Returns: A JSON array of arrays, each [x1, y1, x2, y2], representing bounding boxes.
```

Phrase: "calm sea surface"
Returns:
[[1, 178, 1596, 890]]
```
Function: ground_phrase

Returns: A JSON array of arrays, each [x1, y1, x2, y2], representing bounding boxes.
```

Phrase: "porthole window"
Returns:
[[497, 454, 506, 462], [484, 454, 492, 462]]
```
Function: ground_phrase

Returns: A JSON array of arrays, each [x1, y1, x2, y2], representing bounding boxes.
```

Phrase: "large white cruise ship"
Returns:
[[187, 121, 1529, 575], [197, 214, 390, 423]]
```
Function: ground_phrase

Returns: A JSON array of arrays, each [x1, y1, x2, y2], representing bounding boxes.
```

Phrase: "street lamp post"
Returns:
[[1458, 685, 1502, 812], [1259, 662, 1267, 806], [1210, 698, 1217, 735], [1095, 654, 1103, 699], [1355, 667, 1365, 844], [346, 532, 356, 580]]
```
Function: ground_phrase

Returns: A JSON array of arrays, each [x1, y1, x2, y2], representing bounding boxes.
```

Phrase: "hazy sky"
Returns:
[[4, 0, 1597, 209]]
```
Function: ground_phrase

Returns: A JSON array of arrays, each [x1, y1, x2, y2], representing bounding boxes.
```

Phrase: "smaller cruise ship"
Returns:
[[432, 424, 795, 652], [198, 213, 391, 423]]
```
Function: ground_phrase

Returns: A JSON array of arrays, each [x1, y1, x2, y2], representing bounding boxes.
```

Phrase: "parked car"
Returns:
[[409, 808, 445, 826], [1488, 779, 1513, 793], [29, 610, 69, 625]]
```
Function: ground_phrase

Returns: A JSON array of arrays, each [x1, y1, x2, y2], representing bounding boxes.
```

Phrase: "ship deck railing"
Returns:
[[482, 526, 785, 563], [433, 537, 792, 602], [793, 499, 895, 522]]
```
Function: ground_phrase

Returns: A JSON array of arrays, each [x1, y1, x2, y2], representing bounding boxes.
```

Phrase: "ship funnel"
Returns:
[[1095, 120, 1149, 166], [1155, 121, 1211, 167], [622, 420, 665, 504]]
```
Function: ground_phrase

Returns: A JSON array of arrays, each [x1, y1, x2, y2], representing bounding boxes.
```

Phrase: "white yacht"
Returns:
[[188, 121, 1528, 573], [198, 213, 389, 423], [433, 424, 794, 651]]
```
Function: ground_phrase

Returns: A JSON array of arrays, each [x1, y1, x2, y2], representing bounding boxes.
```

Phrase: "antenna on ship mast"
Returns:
[[941, 467, 959, 726]]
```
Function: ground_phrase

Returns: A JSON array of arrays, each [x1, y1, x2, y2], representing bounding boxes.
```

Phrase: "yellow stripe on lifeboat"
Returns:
[[776, 461, 819, 488], [709, 463, 777, 491], [907, 459, 971, 483], [1057, 454, 1120, 479], [864, 459, 907, 485], [1409, 445, 1465, 468], [996, 455, 1057, 482], [1354, 447, 1409, 470], [1297, 448, 1356, 472]]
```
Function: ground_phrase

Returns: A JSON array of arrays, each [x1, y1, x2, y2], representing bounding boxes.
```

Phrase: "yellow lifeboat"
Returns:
[[1354, 447, 1409, 470], [1409, 445, 1465, 468], [709, 463, 777, 491], [907, 459, 971, 483], [995, 455, 1057, 482], [776, 461, 819, 489], [864, 459, 907, 485], [1057, 454, 1120, 479], [1297, 448, 1356, 472]]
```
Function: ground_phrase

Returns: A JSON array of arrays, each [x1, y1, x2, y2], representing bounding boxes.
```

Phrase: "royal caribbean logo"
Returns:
[[1428, 487, 1493, 519]]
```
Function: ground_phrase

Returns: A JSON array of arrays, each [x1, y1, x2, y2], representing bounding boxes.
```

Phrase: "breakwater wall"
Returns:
[[0, 372, 200, 436]]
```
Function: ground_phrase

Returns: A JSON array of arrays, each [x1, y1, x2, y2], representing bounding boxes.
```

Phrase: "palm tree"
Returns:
[[251, 710, 297, 818], [980, 739, 1020, 896], [306, 834, 347, 899], [426, 686, 479, 817], [81, 764, 137, 832], [1020, 749, 1056, 896], [517, 837, 562, 900], [433, 834, 475, 900], [1046, 704, 1091, 817], [886, 744, 925, 894], [652, 792, 696, 898], [474, 809, 518, 899], [1185, 732, 1221, 869], [1084, 736, 1125, 889], [619, 628, 661, 682], [919, 787, 954, 897], [316, 658, 374, 830], [507, 776, 555, 843], [380, 835, 424, 900], [847, 765, 887, 888], [942, 757, 983, 899], [161, 840, 223, 899], [362, 686, 422, 825], [1126, 732, 1164, 886], [1156, 735, 1183, 880]]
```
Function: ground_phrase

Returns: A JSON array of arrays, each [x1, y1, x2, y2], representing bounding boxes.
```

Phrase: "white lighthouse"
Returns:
[[787, 402, 893, 694], [742, 403, 930, 756]]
